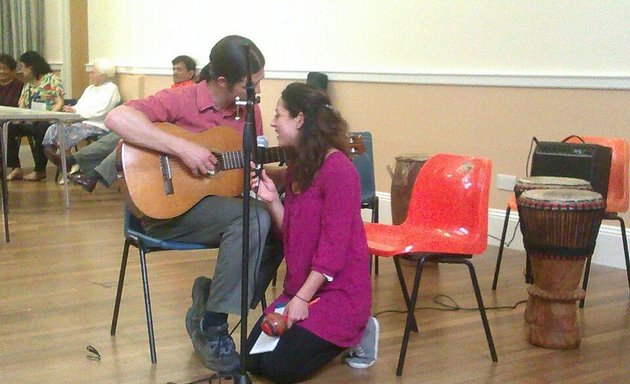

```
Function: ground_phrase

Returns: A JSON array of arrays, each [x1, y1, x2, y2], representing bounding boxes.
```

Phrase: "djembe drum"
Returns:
[[514, 176, 592, 300], [390, 153, 430, 225], [517, 189, 605, 349]]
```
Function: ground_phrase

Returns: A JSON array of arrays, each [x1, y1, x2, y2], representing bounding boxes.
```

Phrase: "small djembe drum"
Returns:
[[517, 189, 605, 349], [514, 176, 593, 319], [514, 176, 592, 199]]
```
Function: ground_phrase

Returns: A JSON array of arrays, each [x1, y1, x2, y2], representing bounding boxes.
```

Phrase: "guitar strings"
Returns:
[[156, 146, 290, 175]]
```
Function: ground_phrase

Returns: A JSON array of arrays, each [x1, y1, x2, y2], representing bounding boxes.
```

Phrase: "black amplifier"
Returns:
[[531, 141, 612, 199]]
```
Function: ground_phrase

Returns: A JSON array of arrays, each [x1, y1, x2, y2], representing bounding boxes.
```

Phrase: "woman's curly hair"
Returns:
[[281, 82, 349, 192]]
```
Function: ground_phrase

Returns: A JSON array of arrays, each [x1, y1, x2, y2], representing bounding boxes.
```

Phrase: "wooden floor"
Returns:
[[1, 173, 629, 383]]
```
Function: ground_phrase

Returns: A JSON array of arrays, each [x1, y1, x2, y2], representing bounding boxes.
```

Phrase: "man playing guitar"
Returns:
[[105, 35, 267, 375]]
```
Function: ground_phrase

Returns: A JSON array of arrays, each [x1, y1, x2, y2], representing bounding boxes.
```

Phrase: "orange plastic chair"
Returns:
[[365, 153, 497, 376], [563, 136, 629, 308]]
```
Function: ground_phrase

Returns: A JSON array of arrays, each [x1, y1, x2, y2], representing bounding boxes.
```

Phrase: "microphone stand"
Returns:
[[228, 44, 257, 384]]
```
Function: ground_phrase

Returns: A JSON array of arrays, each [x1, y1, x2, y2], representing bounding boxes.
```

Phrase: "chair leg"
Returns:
[[393, 257, 419, 332], [619, 217, 630, 296], [463, 259, 498, 362], [581, 216, 630, 308], [396, 256, 426, 376], [373, 197, 380, 276], [492, 206, 511, 290], [0, 128, 9, 242], [110, 239, 131, 335], [579, 255, 593, 309], [138, 247, 157, 364]]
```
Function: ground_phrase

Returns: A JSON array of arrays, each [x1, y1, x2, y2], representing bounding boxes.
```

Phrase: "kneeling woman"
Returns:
[[245, 83, 376, 383]]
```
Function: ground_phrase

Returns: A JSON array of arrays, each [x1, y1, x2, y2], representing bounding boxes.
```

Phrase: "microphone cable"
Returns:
[[487, 220, 521, 248], [372, 294, 528, 317], [486, 135, 537, 249]]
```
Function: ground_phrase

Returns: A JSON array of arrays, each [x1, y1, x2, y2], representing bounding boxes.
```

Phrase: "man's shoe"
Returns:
[[68, 173, 97, 192], [344, 317, 379, 369], [191, 322, 241, 374], [186, 276, 212, 340]]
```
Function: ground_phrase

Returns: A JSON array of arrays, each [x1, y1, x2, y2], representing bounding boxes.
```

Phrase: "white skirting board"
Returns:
[[365, 192, 628, 270]]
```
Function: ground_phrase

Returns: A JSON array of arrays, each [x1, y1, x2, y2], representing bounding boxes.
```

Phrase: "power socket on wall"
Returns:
[[496, 174, 517, 191]]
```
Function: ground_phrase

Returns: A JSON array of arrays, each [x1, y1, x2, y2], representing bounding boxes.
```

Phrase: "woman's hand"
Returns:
[[250, 162, 278, 203], [62, 106, 76, 113], [283, 296, 309, 329], [51, 95, 65, 112], [177, 141, 218, 177]]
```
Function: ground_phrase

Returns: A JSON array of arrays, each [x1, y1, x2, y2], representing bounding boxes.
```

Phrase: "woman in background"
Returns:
[[43, 58, 121, 172], [7, 51, 65, 181]]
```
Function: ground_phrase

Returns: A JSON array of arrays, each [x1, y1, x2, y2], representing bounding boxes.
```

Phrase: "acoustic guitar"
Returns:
[[121, 122, 365, 219]]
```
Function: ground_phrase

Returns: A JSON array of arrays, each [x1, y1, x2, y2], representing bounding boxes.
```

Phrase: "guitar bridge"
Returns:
[[159, 155, 174, 195]]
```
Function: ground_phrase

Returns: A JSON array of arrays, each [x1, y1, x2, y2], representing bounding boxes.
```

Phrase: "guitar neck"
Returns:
[[218, 147, 287, 171]]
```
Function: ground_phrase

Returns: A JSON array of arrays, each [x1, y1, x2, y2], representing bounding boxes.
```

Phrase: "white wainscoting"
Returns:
[[364, 192, 628, 270]]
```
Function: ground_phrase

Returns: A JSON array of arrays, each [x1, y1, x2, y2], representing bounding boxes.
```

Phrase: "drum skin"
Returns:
[[514, 176, 591, 199]]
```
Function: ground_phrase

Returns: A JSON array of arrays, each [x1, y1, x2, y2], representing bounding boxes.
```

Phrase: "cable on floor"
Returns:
[[372, 294, 528, 317]]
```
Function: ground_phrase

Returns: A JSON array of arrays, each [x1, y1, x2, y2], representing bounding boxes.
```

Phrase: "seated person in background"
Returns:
[[105, 35, 269, 374], [7, 51, 64, 181], [49, 54, 198, 192], [171, 55, 196, 88], [0, 53, 24, 107], [51, 131, 121, 192], [244, 83, 378, 383], [42, 58, 121, 167]]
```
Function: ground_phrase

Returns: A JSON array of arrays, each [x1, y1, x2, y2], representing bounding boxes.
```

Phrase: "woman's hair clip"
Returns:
[[324, 104, 333, 111]]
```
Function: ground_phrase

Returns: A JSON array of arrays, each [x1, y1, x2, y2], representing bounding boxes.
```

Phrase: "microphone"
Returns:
[[251, 136, 268, 196], [255, 135, 268, 177]]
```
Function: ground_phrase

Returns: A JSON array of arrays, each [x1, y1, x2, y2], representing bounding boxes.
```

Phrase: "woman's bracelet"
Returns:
[[294, 294, 309, 303]]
